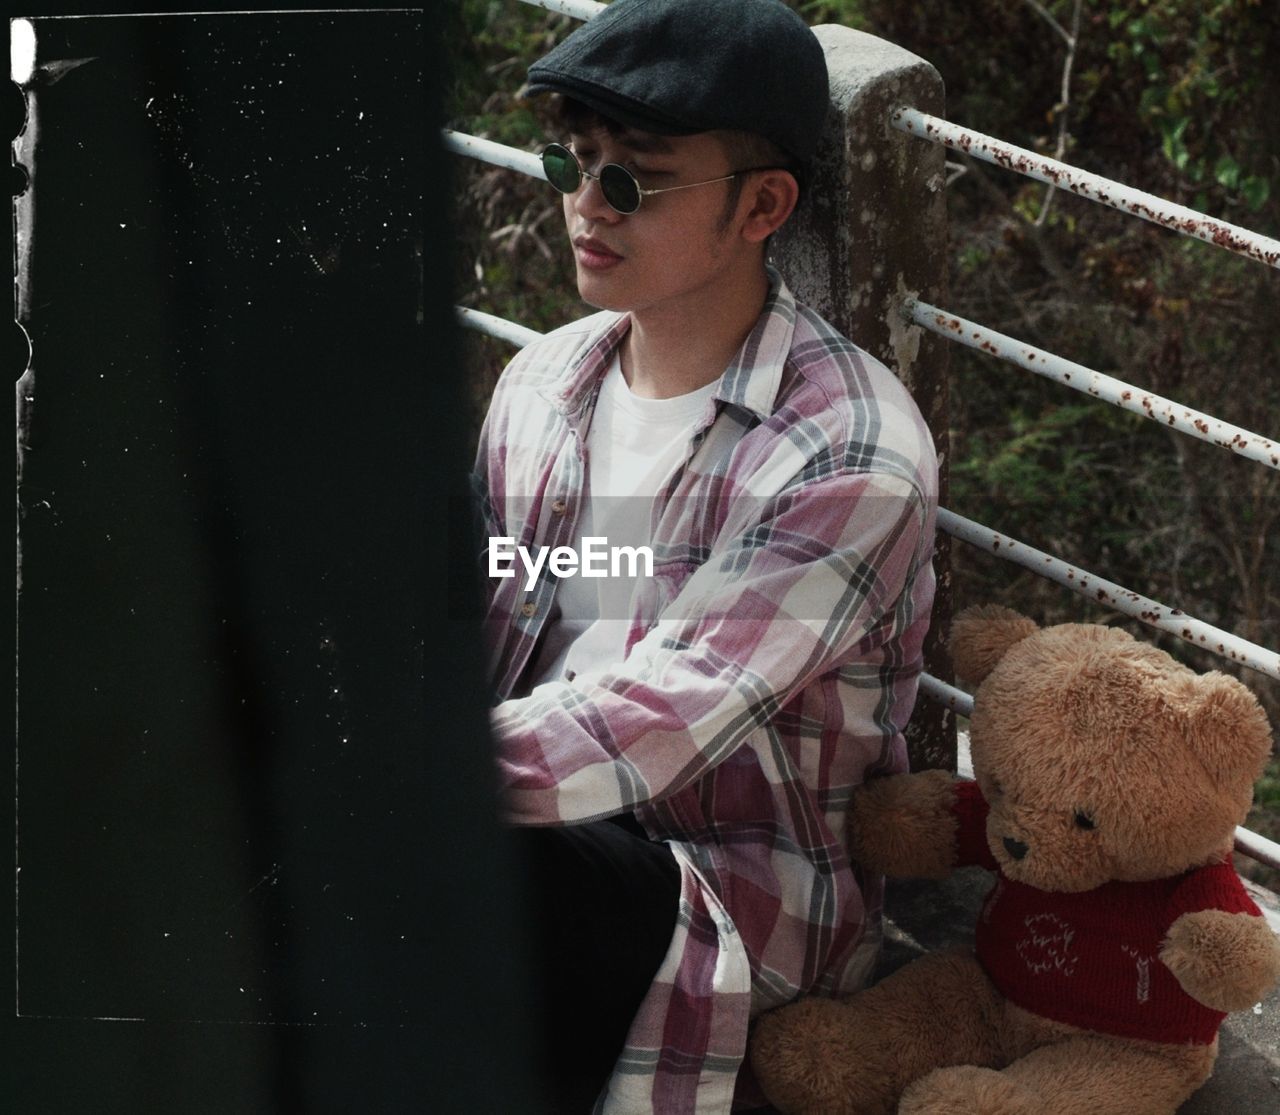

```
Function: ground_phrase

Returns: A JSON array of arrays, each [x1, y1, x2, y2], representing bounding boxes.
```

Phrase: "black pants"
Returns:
[[512, 814, 682, 1113]]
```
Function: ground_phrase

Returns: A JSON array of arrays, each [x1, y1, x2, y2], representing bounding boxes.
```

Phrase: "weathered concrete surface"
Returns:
[[878, 870, 1280, 1114], [772, 25, 947, 390], [771, 24, 954, 774]]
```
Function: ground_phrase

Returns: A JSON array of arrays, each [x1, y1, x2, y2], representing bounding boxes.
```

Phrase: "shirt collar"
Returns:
[[542, 312, 630, 433], [713, 266, 796, 423], [543, 266, 797, 429]]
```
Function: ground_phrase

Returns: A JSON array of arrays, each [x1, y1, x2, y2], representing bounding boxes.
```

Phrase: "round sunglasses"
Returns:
[[540, 142, 774, 216]]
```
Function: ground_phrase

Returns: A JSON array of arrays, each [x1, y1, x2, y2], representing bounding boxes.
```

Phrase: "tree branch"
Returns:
[[1036, 0, 1084, 227], [1020, 0, 1073, 47]]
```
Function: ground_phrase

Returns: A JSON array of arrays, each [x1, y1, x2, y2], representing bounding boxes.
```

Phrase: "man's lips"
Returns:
[[573, 236, 624, 270]]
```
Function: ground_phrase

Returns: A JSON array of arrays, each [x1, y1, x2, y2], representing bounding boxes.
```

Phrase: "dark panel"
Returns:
[[18, 7, 427, 1027], [9, 9, 543, 1112]]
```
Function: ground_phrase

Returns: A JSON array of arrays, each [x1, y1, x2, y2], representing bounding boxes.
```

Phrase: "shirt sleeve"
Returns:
[[492, 467, 932, 825], [470, 372, 512, 612]]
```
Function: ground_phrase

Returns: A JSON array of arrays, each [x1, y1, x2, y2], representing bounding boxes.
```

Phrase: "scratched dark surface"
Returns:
[[18, 5, 428, 1026], [11, 11, 540, 1112]]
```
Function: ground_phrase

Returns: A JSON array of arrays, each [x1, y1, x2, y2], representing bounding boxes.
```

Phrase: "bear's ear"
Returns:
[[1184, 672, 1273, 790], [950, 605, 1040, 685]]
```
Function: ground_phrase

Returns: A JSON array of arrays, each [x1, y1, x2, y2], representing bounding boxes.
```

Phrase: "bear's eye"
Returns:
[[1074, 811, 1097, 831]]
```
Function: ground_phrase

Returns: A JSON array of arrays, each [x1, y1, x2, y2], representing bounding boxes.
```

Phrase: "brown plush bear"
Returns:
[[750, 604, 1280, 1115]]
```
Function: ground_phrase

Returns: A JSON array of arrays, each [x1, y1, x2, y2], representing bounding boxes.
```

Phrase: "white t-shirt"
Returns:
[[527, 352, 720, 690]]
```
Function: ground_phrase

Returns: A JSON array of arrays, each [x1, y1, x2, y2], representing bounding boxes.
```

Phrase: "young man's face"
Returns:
[[559, 128, 757, 318]]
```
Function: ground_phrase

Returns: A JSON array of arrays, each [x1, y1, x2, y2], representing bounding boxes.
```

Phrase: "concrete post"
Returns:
[[772, 26, 954, 771]]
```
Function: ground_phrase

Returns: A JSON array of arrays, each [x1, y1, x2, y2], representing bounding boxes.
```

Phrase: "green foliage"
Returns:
[[954, 402, 1107, 519], [1254, 759, 1280, 814], [1109, 0, 1274, 212]]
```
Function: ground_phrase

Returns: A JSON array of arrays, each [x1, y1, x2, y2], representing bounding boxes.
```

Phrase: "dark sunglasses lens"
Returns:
[[542, 145, 580, 194], [600, 164, 641, 214]]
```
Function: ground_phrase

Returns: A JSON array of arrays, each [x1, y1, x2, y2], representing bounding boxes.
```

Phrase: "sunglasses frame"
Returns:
[[540, 142, 777, 216]]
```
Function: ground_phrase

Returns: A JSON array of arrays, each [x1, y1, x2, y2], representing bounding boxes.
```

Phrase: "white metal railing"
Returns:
[[451, 0, 1280, 871], [444, 129, 546, 179], [937, 510, 1280, 681], [907, 302, 1278, 470], [456, 305, 543, 349], [892, 106, 1280, 271], [525, 0, 604, 18], [888, 91, 1280, 871]]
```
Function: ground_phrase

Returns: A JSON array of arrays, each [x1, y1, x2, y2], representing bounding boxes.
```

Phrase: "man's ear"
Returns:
[[738, 169, 799, 243]]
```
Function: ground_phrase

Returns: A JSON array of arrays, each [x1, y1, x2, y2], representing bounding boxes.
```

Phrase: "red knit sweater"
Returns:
[[953, 780, 1263, 1044]]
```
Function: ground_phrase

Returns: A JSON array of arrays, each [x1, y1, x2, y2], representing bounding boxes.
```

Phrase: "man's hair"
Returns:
[[714, 129, 799, 231], [551, 96, 804, 232]]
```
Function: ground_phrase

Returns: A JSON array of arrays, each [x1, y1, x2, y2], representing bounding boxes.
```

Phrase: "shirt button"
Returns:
[[551, 498, 567, 515], [520, 602, 537, 618]]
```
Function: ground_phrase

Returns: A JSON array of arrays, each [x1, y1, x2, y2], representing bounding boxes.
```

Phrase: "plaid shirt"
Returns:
[[474, 271, 938, 1113]]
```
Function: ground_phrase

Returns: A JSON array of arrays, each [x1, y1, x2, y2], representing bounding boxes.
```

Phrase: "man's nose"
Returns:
[[572, 174, 620, 222]]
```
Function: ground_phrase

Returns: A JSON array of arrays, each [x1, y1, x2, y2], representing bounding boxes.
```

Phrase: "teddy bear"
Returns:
[[750, 604, 1280, 1115]]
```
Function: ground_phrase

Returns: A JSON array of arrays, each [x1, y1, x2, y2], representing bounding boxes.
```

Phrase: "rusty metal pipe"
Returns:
[[518, 0, 604, 18], [918, 673, 974, 717], [908, 301, 1279, 470], [443, 128, 546, 180], [892, 106, 1280, 270], [937, 509, 1280, 681], [1234, 828, 1280, 873], [456, 306, 543, 349]]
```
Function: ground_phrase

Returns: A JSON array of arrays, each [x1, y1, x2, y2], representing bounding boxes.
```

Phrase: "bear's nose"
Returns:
[[1003, 836, 1029, 861]]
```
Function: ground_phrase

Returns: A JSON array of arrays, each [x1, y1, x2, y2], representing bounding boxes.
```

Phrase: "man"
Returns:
[[473, 1, 939, 1110]]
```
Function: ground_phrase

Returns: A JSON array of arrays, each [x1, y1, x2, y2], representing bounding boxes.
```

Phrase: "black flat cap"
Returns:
[[526, 0, 829, 164]]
